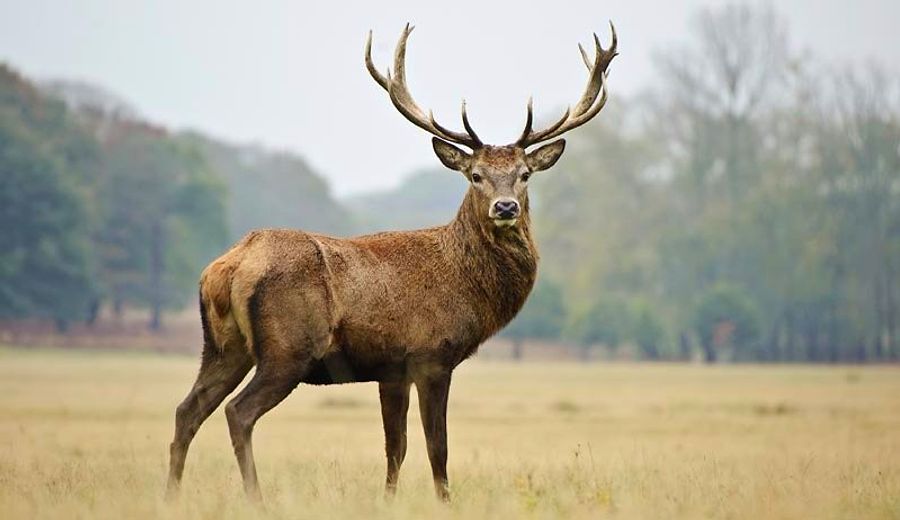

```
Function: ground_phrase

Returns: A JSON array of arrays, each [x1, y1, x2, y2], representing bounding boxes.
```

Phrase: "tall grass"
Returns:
[[0, 347, 897, 519]]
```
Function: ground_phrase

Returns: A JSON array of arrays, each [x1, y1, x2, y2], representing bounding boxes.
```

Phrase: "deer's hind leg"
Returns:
[[167, 328, 253, 496], [224, 283, 331, 500], [224, 357, 309, 500]]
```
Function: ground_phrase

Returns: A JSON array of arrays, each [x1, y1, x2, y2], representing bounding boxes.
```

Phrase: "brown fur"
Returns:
[[202, 257, 236, 322], [165, 143, 557, 502], [166, 20, 617, 501]]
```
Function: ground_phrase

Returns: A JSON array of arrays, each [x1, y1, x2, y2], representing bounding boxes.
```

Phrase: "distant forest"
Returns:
[[0, 65, 353, 331], [2, 4, 899, 362]]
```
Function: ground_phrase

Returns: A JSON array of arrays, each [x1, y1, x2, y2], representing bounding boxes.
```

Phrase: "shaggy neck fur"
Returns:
[[445, 187, 538, 340]]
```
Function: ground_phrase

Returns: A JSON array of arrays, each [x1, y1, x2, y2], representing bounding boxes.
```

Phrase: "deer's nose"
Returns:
[[493, 199, 520, 219]]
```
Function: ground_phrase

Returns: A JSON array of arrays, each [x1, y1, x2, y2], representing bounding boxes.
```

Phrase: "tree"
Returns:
[[188, 134, 354, 240], [648, 3, 828, 363], [631, 301, 666, 360], [692, 284, 761, 362], [502, 277, 565, 360], [812, 65, 900, 361], [0, 65, 99, 327], [90, 119, 228, 329], [0, 115, 96, 323], [567, 296, 631, 361], [651, 3, 792, 202]]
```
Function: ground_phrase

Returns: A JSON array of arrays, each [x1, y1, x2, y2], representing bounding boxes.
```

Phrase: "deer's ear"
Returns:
[[432, 138, 472, 172], [526, 140, 566, 172]]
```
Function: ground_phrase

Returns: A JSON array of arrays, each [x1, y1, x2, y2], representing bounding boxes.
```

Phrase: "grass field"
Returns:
[[0, 347, 898, 519]]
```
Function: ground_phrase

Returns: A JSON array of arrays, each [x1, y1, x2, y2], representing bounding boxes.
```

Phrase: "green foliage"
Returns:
[[0, 66, 98, 322], [1, 61, 364, 330], [189, 134, 354, 240], [567, 296, 632, 353], [0, 115, 93, 320], [631, 301, 666, 360], [2, 3, 900, 360], [527, 4, 900, 363], [90, 123, 229, 318], [692, 284, 761, 362], [0, 63, 362, 329], [503, 278, 566, 341], [347, 167, 467, 233]]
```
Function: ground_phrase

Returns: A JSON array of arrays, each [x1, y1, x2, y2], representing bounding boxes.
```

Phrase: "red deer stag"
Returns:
[[166, 22, 618, 501]]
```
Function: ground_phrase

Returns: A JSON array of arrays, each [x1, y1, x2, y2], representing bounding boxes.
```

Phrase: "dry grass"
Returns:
[[0, 347, 898, 519]]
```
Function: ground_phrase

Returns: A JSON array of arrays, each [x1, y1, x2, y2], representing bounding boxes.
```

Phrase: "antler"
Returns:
[[516, 21, 618, 148], [366, 24, 483, 149]]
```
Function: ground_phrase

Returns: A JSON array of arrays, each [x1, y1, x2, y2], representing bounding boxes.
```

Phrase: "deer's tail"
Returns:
[[198, 255, 240, 357]]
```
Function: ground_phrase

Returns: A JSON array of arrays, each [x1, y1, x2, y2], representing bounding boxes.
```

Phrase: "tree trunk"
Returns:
[[511, 338, 524, 361], [112, 291, 124, 323], [827, 271, 840, 363], [642, 343, 659, 361], [701, 339, 717, 364], [54, 318, 69, 334], [885, 258, 897, 360], [579, 345, 592, 363], [855, 340, 867, 363], [765, 318, 781, 363], [86, 298, 101, 327], [804, 314, 819, 363], [874, 272, 885, 361], [149, 221, 164, 332], [150, 304, 162, 332], [679, 332, 692, 362], [785, 308, 796, 362]]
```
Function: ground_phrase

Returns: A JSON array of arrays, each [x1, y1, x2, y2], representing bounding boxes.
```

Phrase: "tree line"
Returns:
[[2, 3, 898, 363], [0, 69, 351, 330], [505, 4, 900, 362]]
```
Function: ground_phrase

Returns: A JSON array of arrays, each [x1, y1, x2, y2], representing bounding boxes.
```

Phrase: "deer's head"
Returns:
[[366, 23, 618, 228]]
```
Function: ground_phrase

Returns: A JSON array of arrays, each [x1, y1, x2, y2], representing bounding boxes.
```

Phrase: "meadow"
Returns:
[[0, 346, 898, 519]]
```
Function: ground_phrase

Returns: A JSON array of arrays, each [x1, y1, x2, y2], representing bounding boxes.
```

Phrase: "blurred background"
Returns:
[[2, 0, 899, 363]]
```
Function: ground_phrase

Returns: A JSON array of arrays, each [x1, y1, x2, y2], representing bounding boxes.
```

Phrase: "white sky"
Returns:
[[1, 0, 898, 195]]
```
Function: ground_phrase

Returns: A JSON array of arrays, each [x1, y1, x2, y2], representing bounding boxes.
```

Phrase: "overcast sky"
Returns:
[[1, 0, 898, 195]]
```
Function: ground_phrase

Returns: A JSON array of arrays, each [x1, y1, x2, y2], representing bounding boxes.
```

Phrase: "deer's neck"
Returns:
[[446, 188, 538, 338]]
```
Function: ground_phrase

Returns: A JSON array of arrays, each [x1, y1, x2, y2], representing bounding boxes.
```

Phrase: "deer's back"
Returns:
[[203, 228, 487, 381]]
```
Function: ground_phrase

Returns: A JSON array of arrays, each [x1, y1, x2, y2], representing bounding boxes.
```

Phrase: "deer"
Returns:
[[165, 22, 618, 502]]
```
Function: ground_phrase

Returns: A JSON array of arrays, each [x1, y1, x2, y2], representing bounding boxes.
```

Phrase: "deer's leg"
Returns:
[[379, 381, 411, 495], [225, 359, 307, 501], [167, 346, 253, 497], [224, 271, 333, 501], [416, 370, 452, 501]]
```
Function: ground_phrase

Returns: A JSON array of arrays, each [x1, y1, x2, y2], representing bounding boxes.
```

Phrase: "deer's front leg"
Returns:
[[379, 381, 411, 495], [416, 370, 452, 501]]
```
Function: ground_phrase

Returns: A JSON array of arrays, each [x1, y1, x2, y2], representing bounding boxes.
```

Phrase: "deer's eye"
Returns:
[[471, 173, 483, 183], [521, 172, 531, 182]]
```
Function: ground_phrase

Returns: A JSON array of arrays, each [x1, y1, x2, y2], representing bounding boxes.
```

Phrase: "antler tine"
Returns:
[[609, 19, 618, 55], [432, 99, 482, 146], [384, 25, 437, 135], [578, 43, 592, 70], [571, 33, 608, 117], [366, 24, 482, 149], [516, 98, 572, 146], [365, 30, 390, 91], [519, 97, 534, 142], [517, 21, 618, 148], [391, 24, 414, 96], [461, 100, 482, 146]]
